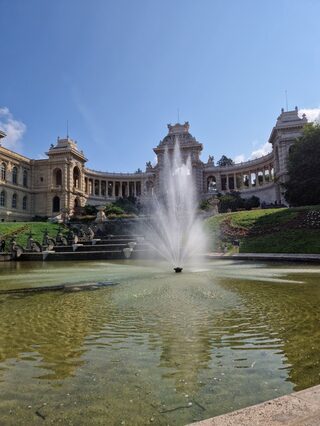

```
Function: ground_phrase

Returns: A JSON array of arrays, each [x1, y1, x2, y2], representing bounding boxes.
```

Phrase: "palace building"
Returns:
[[0, 108, 308, 221]]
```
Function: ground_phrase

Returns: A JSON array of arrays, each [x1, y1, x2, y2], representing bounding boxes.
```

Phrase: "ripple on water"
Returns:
[[0, 260, 319, 425]]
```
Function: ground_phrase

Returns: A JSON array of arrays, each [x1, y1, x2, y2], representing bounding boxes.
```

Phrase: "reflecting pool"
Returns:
[[0, 260, 320, 425]]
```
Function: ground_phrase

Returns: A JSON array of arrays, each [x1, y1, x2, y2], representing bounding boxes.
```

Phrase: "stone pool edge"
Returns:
[[188, 384, 320, 426]]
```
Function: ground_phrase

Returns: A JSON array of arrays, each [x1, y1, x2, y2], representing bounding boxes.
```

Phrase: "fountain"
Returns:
[[144, 140, 208, 271]]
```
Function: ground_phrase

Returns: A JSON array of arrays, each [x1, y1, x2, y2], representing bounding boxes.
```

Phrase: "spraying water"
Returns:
[[144, 140, 208, 270]]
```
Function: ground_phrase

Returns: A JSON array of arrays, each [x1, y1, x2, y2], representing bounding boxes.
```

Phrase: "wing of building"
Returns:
[[0, 108, 308, 221]]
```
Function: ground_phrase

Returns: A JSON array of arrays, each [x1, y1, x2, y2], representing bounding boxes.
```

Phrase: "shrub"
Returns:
[[199, 199, 211, 210], [243, 195, 260, 210], [218, 192, 260, 212], [105, 205, 125, 216], [113, 197, 140, 214], [83, 205, 98, 215]]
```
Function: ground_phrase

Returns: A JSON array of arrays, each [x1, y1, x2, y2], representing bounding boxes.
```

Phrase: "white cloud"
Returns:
[[234, 141, 272, 163], [250, 141, 272, 159], [36, 153, 47, 160], [0, 107, 26, 151], [234, 154, 245, 163], [299, 107, 320, 123]]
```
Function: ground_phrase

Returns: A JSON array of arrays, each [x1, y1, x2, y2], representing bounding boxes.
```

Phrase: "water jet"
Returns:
[[144, 139, 207, 269]]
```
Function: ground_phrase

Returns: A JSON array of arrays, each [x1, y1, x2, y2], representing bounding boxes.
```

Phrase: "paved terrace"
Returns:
[[189, 385, 320, 426]]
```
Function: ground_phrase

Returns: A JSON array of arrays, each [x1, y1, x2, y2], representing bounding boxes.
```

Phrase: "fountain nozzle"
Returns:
[[174, 267, 183, 273]]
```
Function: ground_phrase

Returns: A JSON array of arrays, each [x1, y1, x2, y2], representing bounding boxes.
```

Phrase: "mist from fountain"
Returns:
[[144, 140, 208, 269]]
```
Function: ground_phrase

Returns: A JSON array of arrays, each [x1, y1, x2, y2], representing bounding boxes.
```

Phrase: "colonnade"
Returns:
[[84, 177, 143, 199], [207, 163, 274, 192]]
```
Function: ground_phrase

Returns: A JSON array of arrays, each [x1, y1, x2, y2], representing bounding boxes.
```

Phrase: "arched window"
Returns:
[[52, 196, 60, 213], [73, 166, 80, 188], [0, 163, 6, 181], [23, 170, 28, 187], [0, 191, 5, 207], [12, 193, 17, 209], [54, 168, 62, 186], [12, 166, 18, 184], [22, 196, 27, 210]]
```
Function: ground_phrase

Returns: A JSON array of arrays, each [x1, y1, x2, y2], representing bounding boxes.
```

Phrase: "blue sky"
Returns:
[[1, 0, 320, 171]]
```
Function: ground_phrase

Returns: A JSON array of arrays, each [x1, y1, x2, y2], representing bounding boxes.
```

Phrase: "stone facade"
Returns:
[[0, 108, 308, 221]]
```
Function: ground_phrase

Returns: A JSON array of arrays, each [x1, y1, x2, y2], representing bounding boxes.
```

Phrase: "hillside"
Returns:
[[0, 222, 63, 249], [205, 206, 320, 254]]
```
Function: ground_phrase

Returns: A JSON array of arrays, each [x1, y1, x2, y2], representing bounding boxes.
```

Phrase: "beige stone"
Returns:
[[0, 108, 308, 221]]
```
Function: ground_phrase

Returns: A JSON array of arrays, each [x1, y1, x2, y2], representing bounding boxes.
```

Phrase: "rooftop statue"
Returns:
[[207, 155, 214, 164]]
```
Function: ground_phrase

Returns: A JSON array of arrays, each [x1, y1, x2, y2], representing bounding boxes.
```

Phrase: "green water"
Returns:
[[0, 260, 320, 425]]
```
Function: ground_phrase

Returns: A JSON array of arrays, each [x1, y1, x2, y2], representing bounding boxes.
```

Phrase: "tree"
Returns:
[[285, 124, 320, 206], [217, 155, 234, 167]]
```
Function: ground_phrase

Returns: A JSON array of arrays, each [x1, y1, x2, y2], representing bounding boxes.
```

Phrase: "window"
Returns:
[[22, 196, 27, 210], [12, 193, 17, 209], [0, 191, 5, 207], [52, 196, 60, 213], [0, 163, 6, 181], [54, 168, 62, 186], [23, 170, 28, 187], [12, 166, 18, 184], [73, 166, 80, 188]]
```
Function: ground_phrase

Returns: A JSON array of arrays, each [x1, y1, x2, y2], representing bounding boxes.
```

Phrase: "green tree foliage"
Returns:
[[285, 124, 320, 206], [217, 155, 234, 167]]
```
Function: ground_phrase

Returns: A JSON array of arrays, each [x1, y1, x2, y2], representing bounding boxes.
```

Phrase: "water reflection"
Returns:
[[0, 261, 319, 425]]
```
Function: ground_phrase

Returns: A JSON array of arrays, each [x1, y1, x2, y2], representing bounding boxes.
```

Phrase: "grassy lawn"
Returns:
[[0, 222, 64, 249], [241, 229, 320, 253], [206, 206, 320, 254]]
